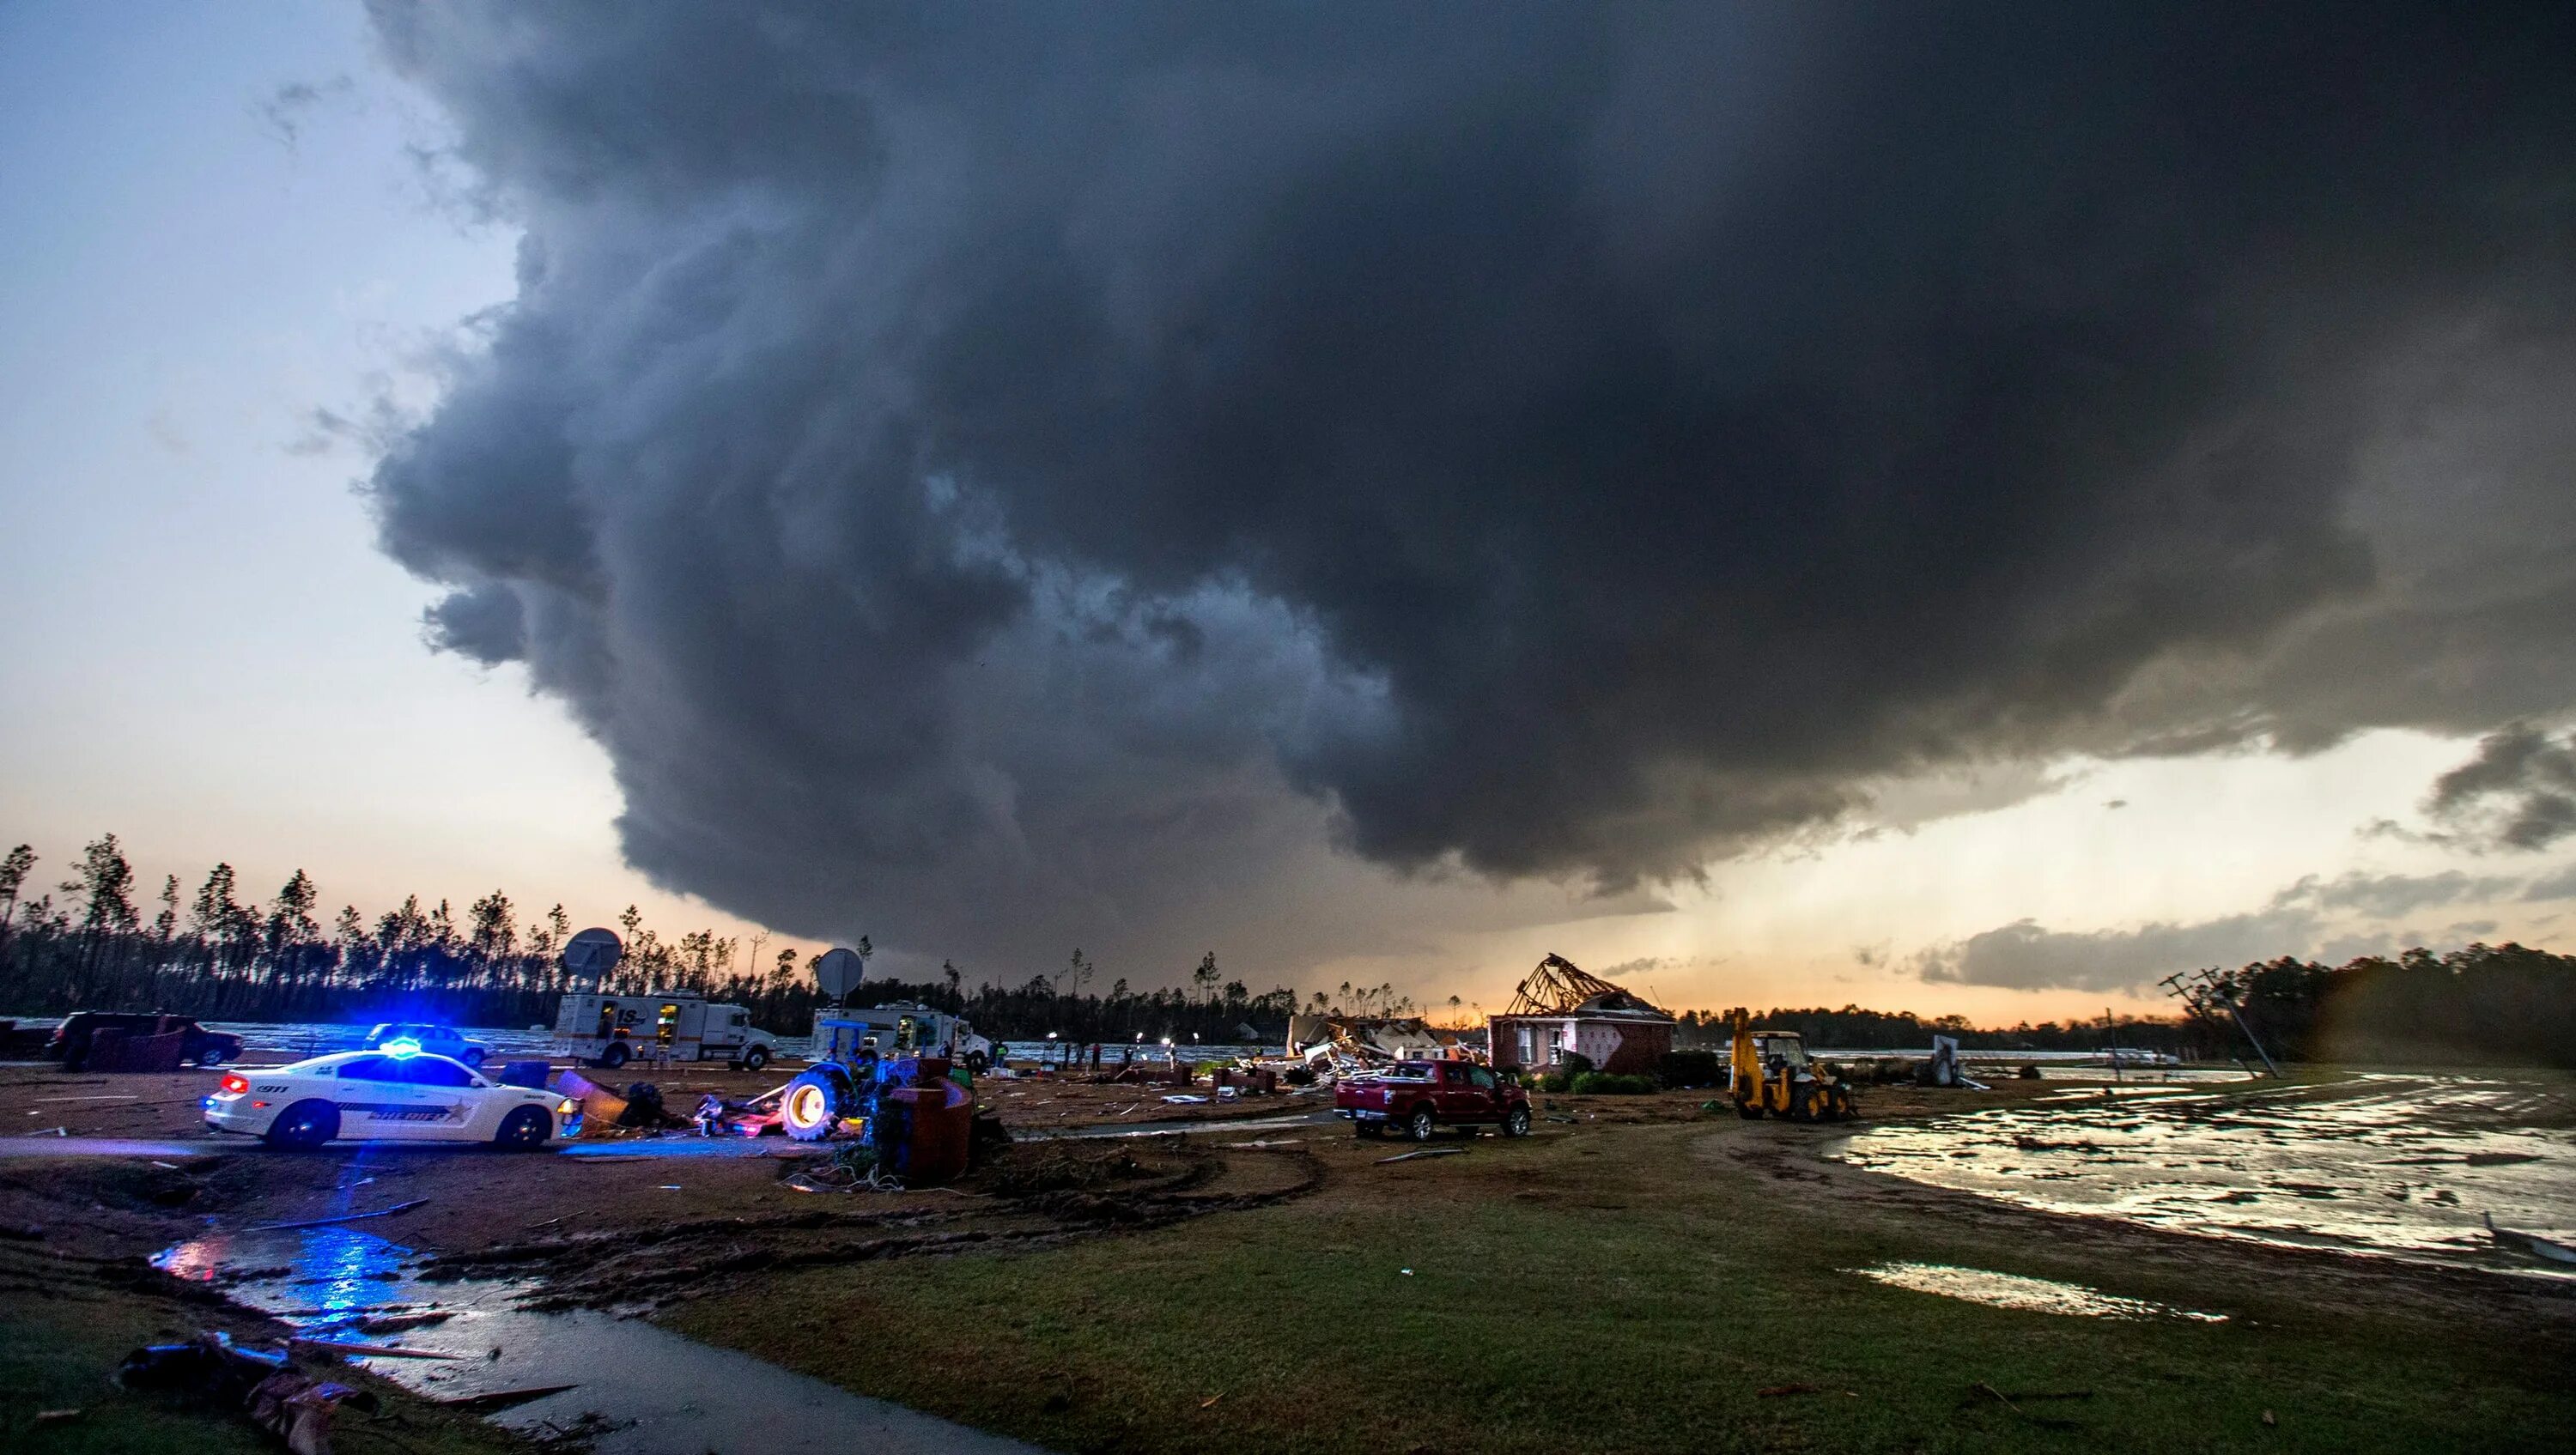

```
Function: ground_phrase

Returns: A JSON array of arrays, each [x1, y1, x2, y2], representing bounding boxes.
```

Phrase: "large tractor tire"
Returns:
[[782, 1067, 850, 1142], [1789, 1084, 1818, 1124]]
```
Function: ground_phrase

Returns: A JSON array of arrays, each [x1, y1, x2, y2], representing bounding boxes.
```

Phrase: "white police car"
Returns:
[[204, 1048, 580, 1149]]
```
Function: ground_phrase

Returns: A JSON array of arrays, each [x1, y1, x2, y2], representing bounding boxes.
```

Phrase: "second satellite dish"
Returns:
[[562, 927, 623, 979], [812, 946, 867, 1002]]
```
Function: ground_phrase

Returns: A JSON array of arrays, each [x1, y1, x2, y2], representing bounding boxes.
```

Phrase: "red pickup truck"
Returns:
[[1336, 1060, 1532, 1141]]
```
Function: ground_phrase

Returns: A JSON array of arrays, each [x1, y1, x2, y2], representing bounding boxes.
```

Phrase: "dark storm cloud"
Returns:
[[360, 3, 2576, 964], [2427, 724, 2576, 852]]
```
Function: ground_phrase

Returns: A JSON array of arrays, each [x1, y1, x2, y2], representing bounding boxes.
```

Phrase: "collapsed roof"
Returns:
[[1499, 954, 1671, 1021]]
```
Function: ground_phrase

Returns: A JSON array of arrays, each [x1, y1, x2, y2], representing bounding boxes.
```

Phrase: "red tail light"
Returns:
[[220, 1074, 249, 1094]]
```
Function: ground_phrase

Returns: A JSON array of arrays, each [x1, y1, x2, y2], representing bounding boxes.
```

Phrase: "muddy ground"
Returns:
[[7, 1057, 2571, 1452], [0, 1055, 2055, 1282]]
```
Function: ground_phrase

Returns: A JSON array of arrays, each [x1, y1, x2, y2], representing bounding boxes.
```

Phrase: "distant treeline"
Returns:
[[1676, 942, 2576, 1068], [2215, 943, 2576, 1068], [8, 835, 2570, 1064], [1672, 1005, 2203, 1056], [0, 835, 1394, 1043]]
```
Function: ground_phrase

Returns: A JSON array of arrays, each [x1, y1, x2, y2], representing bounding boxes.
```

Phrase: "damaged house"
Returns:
[[1487, 955, 1675, 1076], [1285, 1015, 1467, 1066]]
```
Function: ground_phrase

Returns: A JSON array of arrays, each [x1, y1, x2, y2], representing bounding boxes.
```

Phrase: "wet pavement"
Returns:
[[1837, 1073, 2576, 1278], [154, 1224, 1049, 1454]]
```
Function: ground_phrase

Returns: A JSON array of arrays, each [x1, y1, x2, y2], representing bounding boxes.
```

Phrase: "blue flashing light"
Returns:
[[383, 1039, 422, 1058]]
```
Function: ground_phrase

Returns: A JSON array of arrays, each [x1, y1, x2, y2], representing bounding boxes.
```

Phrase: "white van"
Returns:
[[555, 991, 780, 1070]]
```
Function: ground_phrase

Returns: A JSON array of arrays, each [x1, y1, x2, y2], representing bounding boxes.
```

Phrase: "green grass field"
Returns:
[[672, 1119, 2576, 1454]]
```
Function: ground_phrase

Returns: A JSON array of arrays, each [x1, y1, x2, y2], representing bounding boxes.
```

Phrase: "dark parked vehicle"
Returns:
[[47, 1012, 243, 1071], [1335, 1059, 1532, 1141]]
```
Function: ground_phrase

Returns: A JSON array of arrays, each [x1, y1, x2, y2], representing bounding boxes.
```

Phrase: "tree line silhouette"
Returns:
[[4, 834, 2569, 1064], [0, 834, 1406, 1044]]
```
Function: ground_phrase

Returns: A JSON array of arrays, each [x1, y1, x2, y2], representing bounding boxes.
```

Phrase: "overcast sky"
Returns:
[[3, 2, 2573, 1022]]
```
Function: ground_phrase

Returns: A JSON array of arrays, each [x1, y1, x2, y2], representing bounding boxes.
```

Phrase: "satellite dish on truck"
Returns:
[[562, 927, 623, 979], [812, 946, 866, 1003]]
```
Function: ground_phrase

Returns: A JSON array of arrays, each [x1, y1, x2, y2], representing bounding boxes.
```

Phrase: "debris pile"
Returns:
[[118, 1329, 378, 1455]]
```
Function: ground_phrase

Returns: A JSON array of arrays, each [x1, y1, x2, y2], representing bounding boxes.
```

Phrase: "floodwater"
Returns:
[[1850, 1262, 2227, 1321], [153, 1225, 1047, 1454], [1838, 1074, 2576, 1279]]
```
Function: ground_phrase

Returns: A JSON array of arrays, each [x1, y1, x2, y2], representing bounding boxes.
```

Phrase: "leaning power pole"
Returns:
[[2158, 968, 2280, 1077]]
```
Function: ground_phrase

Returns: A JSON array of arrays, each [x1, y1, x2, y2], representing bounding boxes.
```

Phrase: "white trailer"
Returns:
[[556, 991, 780, 1070]]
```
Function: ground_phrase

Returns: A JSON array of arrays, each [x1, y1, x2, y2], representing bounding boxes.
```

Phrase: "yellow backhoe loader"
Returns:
[[1725, 1007, 1855, 1122]]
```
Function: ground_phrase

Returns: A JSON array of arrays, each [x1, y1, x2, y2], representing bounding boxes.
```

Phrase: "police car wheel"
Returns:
[[265, 1100, 338, 1149], [461, 1048, 485, 1067], [495, 1106, 550, 1149]]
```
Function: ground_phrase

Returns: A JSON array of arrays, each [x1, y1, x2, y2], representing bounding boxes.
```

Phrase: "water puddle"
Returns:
[[1838, 1073, 2576, 1279], [1850, 1262, 2226, 1321], [154, 1225, 1046, 1453]]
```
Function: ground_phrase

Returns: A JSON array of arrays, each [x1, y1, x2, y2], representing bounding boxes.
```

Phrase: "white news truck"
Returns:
[[555, 991, 781, 1070], [811, 1002, 997, 1072]]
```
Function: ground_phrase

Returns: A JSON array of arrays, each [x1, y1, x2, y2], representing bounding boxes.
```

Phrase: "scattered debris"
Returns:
[[1758, 1383, 1820, 1397], [1199, 1393, 1224, 1410], [31, 1408, 83, 1427], [1162, 1094, 1210, 1105], [354, 1311, 453, 1335], [287, 1336, 462, 1360], [119, 1330, 380, 1455], [1969, 1380, 2084, 1430], [432, 1383, 580, 1415], [247, 1368, 377, 1455], [2484, 1213, 2576, 1264], [1376, 1147, 1467, 1164], [246, 1199, 429, 1234]]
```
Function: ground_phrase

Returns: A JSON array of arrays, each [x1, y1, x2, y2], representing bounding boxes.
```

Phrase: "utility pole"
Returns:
[[2158, 968, 2280, 1077]]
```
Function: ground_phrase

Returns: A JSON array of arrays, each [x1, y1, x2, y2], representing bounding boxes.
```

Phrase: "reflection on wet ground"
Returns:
[[1850, 1262, 2227, 1321], [1838, 1074, 2576, 1278], [153, 1225, 1047, 1454]]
